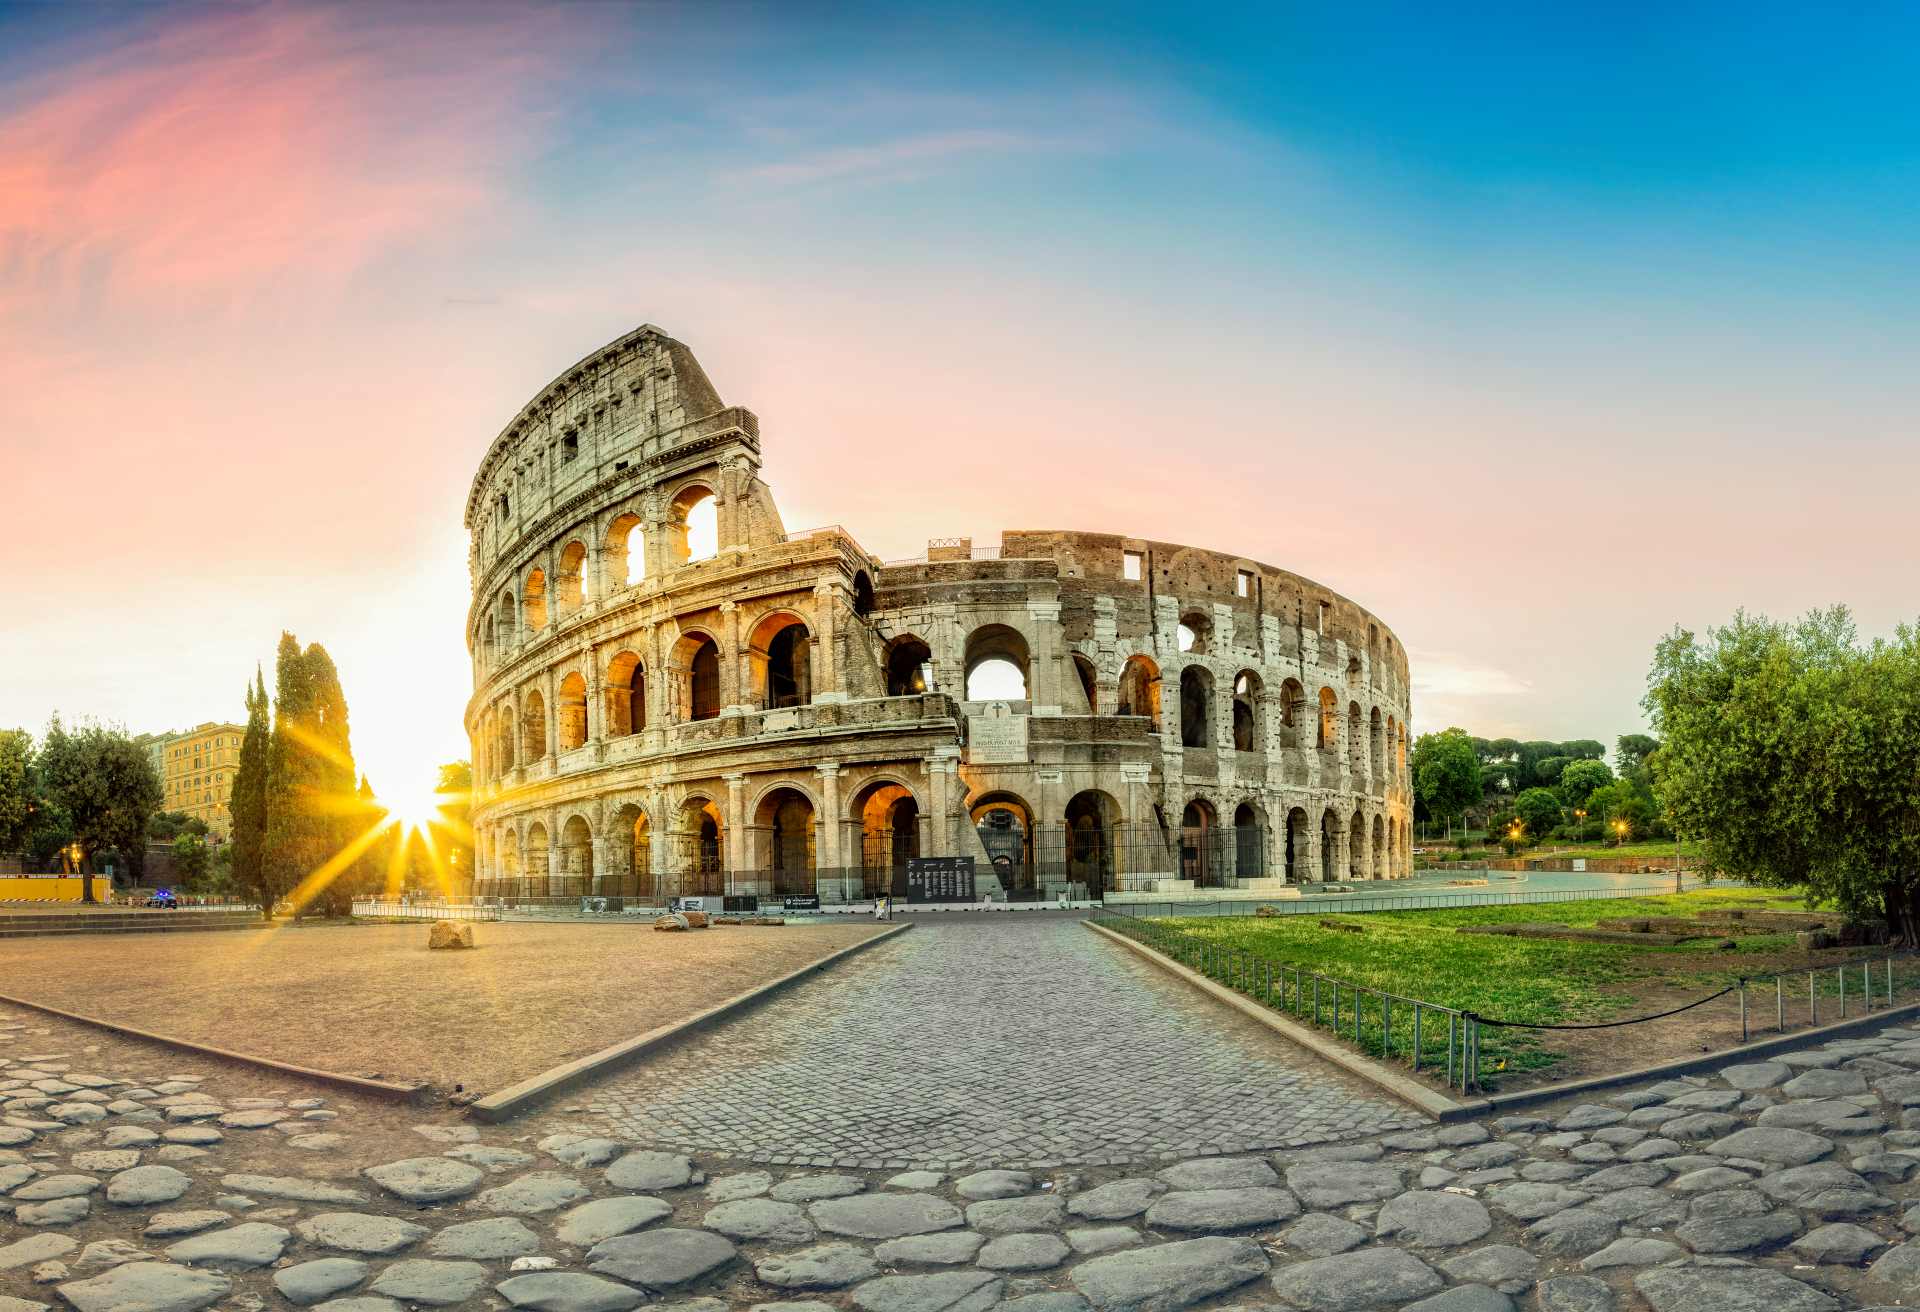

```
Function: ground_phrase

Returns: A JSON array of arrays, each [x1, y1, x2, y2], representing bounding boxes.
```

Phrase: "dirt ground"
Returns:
[[0, 919, 887, 1097]]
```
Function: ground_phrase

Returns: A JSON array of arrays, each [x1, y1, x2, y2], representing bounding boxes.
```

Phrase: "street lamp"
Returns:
[[1614, 819, 1628, 847]]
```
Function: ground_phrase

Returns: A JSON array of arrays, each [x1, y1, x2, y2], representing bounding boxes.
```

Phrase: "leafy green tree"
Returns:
[[1560, 739, 1608, 761], [147, 810, 210, 843], [432, 760, 474, 894], [1515, 740, 1563, 789], [1647, 606, 1920, 940], [173, 832, 210, 888], [1615, 733, 1661, 778], [1533, 755, 1572, 786], [37, 716, 162, 901], [1513, 788, 1564, 843], [1411, 728, 1483, 837], [1558, 759, 1614, 809], [0, 729, 31, 857], [230, 667, 271, 911]]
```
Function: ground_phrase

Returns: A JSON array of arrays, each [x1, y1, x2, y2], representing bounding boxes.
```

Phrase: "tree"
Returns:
[[0, 729, 31, 857], [1411, 728, 1483, 837], [1533, 755, 1573, 786], [1515, 740, 1563, 790], [1559, 759, 1614, 809], [36, 716, 162, 900], [432, 760, 474, 895], [230, 668, 272, 911], [264, 636, 361, 917], [1560, 739, 1608, 761], [1513, 788, 1564, 843], [1616, 733, 1660, 779], [173, 832, 210, 888], [148, 810, 210, 843], [1646, 606, 1920, 941]]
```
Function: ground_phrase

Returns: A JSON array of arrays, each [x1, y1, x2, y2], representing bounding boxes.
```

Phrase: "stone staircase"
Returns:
[[0, 908, 261, 939]]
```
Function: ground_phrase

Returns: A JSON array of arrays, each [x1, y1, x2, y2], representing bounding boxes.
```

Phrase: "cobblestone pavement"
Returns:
[[14, 999, 1920, 1309], [575, 920, 1424, 1167]]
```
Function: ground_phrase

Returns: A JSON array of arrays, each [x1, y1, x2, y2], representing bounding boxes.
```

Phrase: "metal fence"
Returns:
[[352, 900, 501, 922], [1094, 904, 1482, 1091], [1110, 879, 1695, 919], [1096, 901, 1920, 1094]]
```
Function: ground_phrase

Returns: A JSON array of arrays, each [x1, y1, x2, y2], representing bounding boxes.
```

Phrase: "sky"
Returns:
[[2, 1, 1916, 799]]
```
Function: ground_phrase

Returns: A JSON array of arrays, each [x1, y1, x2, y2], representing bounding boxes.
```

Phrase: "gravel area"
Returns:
[[0, 920, 887, 1095]]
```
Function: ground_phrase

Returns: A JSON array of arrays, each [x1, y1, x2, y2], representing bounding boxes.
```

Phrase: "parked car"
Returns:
[[145, 888, 179, 908]]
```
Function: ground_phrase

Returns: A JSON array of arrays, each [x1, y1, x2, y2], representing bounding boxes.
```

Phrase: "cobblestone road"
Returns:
[[576, 919, 1424, 1168]]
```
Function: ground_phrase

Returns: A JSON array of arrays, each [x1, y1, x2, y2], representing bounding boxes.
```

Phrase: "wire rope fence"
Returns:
[[1092, 903, 1920, 1095]]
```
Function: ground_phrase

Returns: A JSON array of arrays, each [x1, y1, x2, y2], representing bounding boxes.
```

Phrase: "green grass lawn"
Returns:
[[1113, 888, 1905, 1086]]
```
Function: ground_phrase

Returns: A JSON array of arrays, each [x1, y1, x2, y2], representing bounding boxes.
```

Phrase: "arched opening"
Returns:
[[1285, 806, 1309, 883], [557, 672, 588, 751], [1233, 801, 1265, 878], [671, 633, 723, 721], [884, 636, 932, 696], [1348, 702, 1365, 776], [1320, 808, 1339, 882], [609, 804, 650, 901], [521, 690, 547, 761], [524, 822, 550, 898], [500, 829, 520, 889], [555, 540, 588, 617], [606, 512, 645, 587], [1177, 612, 1211, 654], [852, 571, 874, 617], [964, 624, 1030, 701], [1374, 813, 1387, 880], [668, 485, 718, 565], [1369, 707, 1384, 781], [1317, 687, 1339, 751], [853, 780, 920, 901], [560, 815, 593, 898], [748, 613, 811, 709], [1349, 809, 1366, 880], [673, 795, 725, 894], [1064, 790, 1120, 899], [970, 793, 1035, 900], [1071, 654, 1098, 714], [498, 589, 515, 650], [1279, 678, 1305, 749], [492, 707, 513, 776], [524, 568, 548, 632], [1346, 654, 1362, 685], [1179, 666, 1213, 749], [1117, 654, 1162, 726], [605, 650, 646, 736], [1180, 799, 1220, 886], [1232, 671, 1261, 752], [753, 787, 816, 896]]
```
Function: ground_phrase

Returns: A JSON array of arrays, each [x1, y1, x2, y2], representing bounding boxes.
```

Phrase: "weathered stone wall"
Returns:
[[465, 328, 1413, 903]]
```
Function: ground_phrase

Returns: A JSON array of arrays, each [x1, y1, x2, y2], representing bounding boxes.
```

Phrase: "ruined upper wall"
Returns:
[[998, 529, 1410, 685], [463, 326, 757, 558]]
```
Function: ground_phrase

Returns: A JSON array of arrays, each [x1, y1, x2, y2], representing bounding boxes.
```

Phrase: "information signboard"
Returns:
[[782, 895, 822, 911], [903, 856, 976, 903]]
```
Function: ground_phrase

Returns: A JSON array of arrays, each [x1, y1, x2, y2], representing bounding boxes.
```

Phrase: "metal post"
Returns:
[[1354, 990, 1361, 1042], [1839, 965, 1846, 1018], [1777, 975, 1784, 1032], [1810, 971, 1817, 1025], [1382, 995, 1391, 1058], [1739, 983, 1747, 1042], [1865, 960, 1872, 1011], [1264, 959, 1272, 1001], [1412, 1005, 1422, 1072], [1314, 976, 1321, 1026], [1446, 1013, 1456, 1085], [1468, 1018, 1478, 1093], [1890, 957, 1896, 1007]]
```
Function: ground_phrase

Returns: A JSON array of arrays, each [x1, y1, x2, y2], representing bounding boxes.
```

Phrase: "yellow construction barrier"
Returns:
[[0, 876, 115, 902]]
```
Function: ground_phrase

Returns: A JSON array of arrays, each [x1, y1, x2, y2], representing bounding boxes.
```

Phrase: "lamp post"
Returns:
[[1614, 819, 1628, 848]]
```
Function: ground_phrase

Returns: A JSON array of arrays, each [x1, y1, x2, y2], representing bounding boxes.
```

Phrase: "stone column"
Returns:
[[814, 763, 844, 898], [720, 601, 748, 715], [587, 542, 606, 609], [723, 773, 748, 883], [811, 582, 842, 702], [1026, 599, 1062, 714]]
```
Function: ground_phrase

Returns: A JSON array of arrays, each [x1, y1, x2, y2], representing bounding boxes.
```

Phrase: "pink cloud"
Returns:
[[0, 4, 600, 302]]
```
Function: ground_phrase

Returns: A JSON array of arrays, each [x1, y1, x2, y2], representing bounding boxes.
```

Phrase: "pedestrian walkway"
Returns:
[[574, 919, 1423, 1167]]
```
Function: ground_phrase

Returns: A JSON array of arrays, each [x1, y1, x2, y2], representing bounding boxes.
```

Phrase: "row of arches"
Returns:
[[481, 485, 721, 665], [476, 775, 1410, 901]]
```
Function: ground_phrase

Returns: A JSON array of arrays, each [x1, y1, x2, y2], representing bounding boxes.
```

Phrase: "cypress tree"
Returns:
[[264, 636, 362, 916], [228, 667, 271, 912]]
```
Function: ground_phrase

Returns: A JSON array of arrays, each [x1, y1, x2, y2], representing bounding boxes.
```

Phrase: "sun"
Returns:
[[376, 777, 447, 835]]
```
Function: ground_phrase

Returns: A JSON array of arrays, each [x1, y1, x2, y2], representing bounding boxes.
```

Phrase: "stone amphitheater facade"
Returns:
[[465, 325, 1413, 904]]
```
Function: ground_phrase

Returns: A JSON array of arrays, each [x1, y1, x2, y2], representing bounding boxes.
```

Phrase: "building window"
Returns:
[[1317, 600, 1331, 634], [1236, 569, 1253, 598], [561, 433, 578, 462], [1122, 550, 1144, 582]]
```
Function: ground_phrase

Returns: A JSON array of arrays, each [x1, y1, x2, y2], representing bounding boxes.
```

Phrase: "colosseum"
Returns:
[[465, 325, 1413, 906]]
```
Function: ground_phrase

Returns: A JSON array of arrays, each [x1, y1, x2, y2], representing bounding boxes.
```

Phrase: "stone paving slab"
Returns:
[[569, 921, 1424, 1167]]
